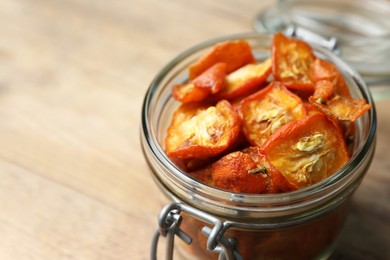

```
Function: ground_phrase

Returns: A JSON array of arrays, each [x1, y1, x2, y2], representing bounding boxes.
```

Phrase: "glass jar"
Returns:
[[141, 33, 377, 260]]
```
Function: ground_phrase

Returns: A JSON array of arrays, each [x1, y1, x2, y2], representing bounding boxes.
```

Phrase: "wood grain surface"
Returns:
[[0, 0, 389, 259]]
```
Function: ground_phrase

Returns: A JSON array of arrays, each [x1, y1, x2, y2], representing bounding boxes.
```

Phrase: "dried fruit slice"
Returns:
[[211, 150, 267, 193], [172, 82, 210, 103], [187, 163, 214, 186], [172, 62, 227, 103], [188, 40, 255, 80], [188, 147, 287, 193], [165, 100, 241, 160], [308, 58, 371, 122], [239, 82, 306, 147], [272, 32, 316, 91], [213, 58, 272, 101], [211, 147, 283, 193], [311, 96, 371, 122], [241, 147, 289, 193], [192, 62, 227, 94], [261, 113, 350, 189]]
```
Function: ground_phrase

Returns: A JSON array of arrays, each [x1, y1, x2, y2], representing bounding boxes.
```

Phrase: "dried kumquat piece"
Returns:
[[165, 100, 241, 160], [192, 62, 227, 94], [211, 147, 267, 193], [309, 58, 344, 101], [261, 113, 350, 190], [172, 82, 210, 103], [212, 58, 272, 101], [308, 59, 371, 122], [169, 156, 218, 173], [310, 58, 339, 82], [312, 96, 371, 122], [272, 32, 316, 91], [188, 40, 255, 80], [239, 147, 289, 193], [172, 62, 227, 103], [188, 163, 214, 186], [239, 81, 306, 147], [190, 146, 285, 194]]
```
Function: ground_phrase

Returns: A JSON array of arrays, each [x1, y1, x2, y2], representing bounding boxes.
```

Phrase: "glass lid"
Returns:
[[253, 0, 390, 85]]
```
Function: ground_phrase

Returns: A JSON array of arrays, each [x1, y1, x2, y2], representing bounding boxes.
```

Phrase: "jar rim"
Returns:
[[141, 32, 377, 218]]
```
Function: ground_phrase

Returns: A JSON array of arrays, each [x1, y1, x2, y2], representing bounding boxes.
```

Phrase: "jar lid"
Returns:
[[253, 0, 390, 85]]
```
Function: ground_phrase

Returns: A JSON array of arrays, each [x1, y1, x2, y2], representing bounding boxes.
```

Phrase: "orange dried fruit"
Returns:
[[272, 32, 316, 91], [165, 100, 241, 160], [239, 81, 306, 147], [211, 147, 265, 193], [308, 59, 371, 122], [188, 40, 255, 80], [172, 62, 227, 103], [213, 58, 272, 101], [261, 113, 350, 189]]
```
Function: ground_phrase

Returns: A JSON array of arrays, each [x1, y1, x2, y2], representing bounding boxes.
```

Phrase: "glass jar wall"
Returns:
[[141, 33, 376, 259]]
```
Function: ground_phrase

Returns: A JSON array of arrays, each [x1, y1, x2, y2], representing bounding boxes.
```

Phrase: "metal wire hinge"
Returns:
[[285, 25, 340, 54], [150, 202, 242, 260]]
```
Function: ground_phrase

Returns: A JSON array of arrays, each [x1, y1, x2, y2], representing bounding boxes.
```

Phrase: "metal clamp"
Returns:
[[150, 202, 242, 260]]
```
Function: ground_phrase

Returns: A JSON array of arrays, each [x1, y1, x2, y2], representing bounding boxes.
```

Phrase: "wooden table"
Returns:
[[0, 0, 389, 259]]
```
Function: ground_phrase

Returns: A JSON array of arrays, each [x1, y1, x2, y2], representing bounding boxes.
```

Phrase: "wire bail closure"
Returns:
[[151, 202, 243, 260], [284, 25, 339, 53]]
